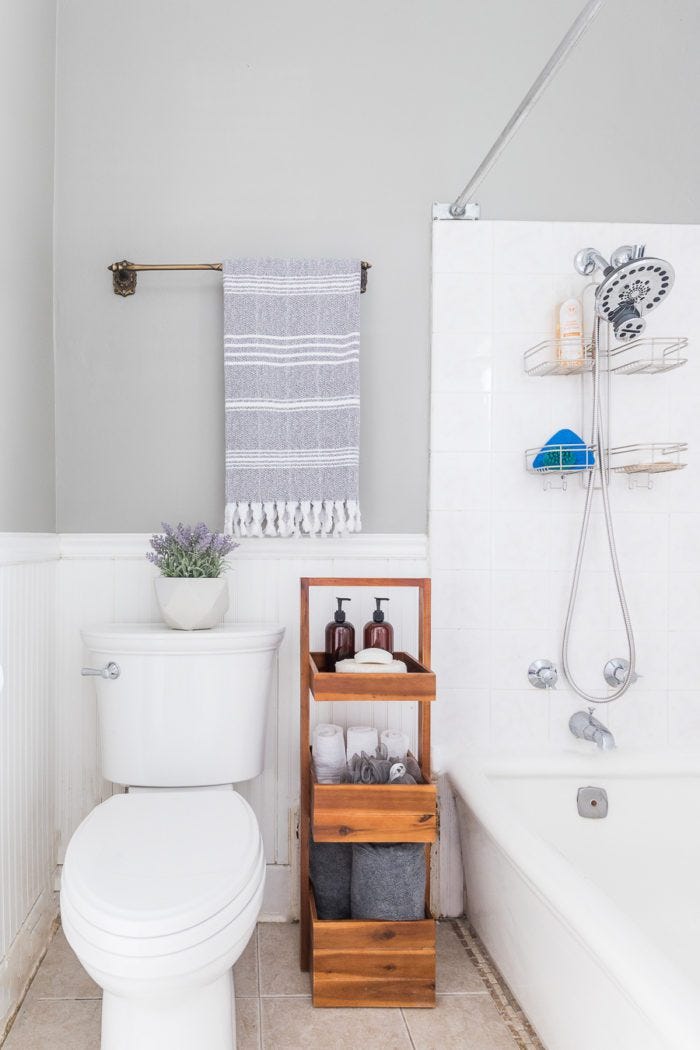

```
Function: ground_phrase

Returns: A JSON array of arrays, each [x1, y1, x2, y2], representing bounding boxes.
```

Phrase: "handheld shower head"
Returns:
[[574, 244, 675, 342]]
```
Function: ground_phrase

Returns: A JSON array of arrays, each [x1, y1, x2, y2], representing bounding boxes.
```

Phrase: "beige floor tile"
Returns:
[[436, 920, 486, 994], [404, 993, 518, 1050], [235, 996, 261, 1050], [234, 930, 259, 998], [261, 997, 412, 1049], [3, 998, 101, 1050], [258, 923, 311, 997], [26, 929, 101, 1002]]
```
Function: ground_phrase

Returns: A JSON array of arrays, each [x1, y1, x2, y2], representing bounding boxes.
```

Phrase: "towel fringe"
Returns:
[[225, 499, 362, 538]]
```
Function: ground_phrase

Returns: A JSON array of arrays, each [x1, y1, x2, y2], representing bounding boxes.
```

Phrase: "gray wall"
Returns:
[[0, 1, 57, 532], [54, 0, 700, 533]]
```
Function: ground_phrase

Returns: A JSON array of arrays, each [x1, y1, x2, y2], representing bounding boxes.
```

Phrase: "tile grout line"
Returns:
[[0, 917, 61, 1048], [399, 1007, 417, 1049], [255, 925, 263, 1050], [33, 996, 101, 1002], [451, 920, 544, 1050]]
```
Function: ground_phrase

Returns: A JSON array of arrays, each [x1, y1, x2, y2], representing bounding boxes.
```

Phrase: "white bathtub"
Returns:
[[450, 749, 700, 1050]]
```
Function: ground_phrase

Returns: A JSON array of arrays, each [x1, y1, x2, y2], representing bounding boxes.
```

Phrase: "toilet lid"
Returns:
[[62, 791, 262, 940]]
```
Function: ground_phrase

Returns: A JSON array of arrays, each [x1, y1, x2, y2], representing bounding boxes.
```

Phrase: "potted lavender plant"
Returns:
[[147, 522, 238, 630]]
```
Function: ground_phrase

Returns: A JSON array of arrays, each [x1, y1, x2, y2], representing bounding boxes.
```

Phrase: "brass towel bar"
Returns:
[[107, 259, 371, 297]]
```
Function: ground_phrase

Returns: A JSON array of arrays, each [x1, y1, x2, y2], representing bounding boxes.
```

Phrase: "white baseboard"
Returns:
[[0, 885, 58, 1039], [260, 865, 293, 922]]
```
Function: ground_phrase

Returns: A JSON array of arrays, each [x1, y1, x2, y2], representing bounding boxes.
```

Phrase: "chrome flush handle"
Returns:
[[81, 662, 120, 680]]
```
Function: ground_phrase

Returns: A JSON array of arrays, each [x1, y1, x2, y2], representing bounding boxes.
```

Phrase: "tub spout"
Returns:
[[569, 710, 615, 751]]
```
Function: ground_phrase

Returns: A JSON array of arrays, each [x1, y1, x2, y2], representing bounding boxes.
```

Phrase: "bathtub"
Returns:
[[450, 749, 700, 1050]]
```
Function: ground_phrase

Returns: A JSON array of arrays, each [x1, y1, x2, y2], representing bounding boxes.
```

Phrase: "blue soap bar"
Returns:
[[532, 429, 594, 471]]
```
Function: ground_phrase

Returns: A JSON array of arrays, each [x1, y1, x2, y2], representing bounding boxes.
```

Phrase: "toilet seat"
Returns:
[[61, 791, 265, 975]]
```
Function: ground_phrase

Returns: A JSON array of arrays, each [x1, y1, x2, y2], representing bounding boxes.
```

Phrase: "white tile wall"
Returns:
[[430, 219, 700, 755]]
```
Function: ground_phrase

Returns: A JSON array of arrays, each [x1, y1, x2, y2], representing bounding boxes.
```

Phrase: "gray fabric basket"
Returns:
[[350, 843, 426, 921], [310, 838, 352, 919]]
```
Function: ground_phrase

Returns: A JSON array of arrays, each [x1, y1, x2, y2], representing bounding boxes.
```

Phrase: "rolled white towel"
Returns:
[[346, 725, 378, 763], [381, 728, 410, 762], [312, 723, 346, 784]]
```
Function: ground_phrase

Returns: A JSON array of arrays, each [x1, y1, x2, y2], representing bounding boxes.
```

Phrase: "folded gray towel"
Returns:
[[350, 843, 426, 920], [223, 257, 362, 537], [310, 838, 352, 919]]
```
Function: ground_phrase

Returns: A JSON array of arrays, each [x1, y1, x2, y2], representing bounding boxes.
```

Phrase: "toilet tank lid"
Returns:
[[82, 622, 285, 654], [62, 792, 263, 939]]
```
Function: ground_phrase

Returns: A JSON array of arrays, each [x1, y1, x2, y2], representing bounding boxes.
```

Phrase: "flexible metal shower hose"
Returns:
[[561, 316, 636, 703]]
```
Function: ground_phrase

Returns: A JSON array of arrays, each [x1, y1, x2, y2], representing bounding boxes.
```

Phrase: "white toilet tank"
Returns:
[[81, 623, 285, 787]]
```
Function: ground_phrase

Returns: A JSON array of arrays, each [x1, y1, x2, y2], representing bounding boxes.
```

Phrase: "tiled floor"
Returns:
[[2, 921, 543, 1050]]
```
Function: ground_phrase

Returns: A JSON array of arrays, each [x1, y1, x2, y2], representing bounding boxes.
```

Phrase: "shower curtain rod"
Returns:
[[448, 0, 607, 218], [107, 259, 371, 297]]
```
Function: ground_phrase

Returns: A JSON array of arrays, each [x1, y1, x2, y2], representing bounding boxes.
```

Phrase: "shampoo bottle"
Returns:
[[363, 597, 394, 653], [556, 298, 584, 368], [325, 598, 355, 669]]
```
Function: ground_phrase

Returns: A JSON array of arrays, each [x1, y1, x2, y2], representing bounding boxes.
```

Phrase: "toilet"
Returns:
[[60, 622, 285, 1050]]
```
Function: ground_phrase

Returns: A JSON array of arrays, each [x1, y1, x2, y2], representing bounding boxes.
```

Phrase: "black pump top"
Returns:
[[373, 597, 389, 623], [334, 597, 351, 623]]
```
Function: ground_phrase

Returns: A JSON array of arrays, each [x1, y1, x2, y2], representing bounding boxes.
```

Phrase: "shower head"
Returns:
[[574, 244, 675, 342]]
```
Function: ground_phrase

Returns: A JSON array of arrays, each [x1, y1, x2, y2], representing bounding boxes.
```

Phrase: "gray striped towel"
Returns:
[[223, 258, 362, 537]]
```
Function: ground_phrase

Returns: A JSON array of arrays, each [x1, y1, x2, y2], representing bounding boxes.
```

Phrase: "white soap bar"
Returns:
[[354, 647, 394, 665], [335, 658, 407, 674]]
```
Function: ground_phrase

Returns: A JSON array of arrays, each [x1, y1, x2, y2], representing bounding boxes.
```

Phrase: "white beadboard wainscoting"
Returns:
[[55, 533, 429, 921], [430, 219, 700, 757], [0, 536, 59, 1039]]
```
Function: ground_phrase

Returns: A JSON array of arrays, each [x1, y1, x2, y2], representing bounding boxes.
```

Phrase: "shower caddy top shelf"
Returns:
[[523, 336, 688, 377]]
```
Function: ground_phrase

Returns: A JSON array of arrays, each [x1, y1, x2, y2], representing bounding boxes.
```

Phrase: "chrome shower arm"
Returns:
[[449, 0, 608, 217], [574, 248, 611, 276]]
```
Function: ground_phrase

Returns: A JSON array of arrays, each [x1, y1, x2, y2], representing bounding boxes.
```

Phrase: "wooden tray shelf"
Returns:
[[300, 577, 436, 1009], [309, 651, 435, 702], [310, 887, 436, 1008], [311, 767, 437, 844]]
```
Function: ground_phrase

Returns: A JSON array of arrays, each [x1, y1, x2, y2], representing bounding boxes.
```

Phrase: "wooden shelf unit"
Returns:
[[300, 577, 436, 1008]]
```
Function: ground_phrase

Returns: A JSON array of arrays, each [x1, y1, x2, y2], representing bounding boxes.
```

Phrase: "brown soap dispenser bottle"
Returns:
[[325, 597, 355, 669], [363, 597, 394, 653]]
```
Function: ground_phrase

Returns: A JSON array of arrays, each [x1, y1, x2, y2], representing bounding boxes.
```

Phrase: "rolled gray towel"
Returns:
[[310, 838, 352, 919], [350, 843, 426, 920], [404, 752, 423, 783], [364, 753, 392, 783], [339, 748, 423, 785]]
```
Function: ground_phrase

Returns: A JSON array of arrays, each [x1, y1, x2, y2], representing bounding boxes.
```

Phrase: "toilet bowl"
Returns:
[[67, 621, 285, 1049], [61, 790, 265, 1050]]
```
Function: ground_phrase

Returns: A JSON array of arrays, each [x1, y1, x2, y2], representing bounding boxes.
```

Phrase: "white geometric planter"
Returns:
[[154, 577, 229, 630]]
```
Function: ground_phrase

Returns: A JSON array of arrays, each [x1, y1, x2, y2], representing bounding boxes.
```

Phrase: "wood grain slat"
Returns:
[[313, 949, 435, 981], [312, 779, 437, 843], [310, 651, 435, 702], [310, 889, 436, 1008], [311, 975, 436, 1009], [312, 916, 435, 953]]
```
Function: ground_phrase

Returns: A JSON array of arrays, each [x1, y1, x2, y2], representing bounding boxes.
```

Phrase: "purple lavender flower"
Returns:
[[147, 522, 239, 578]]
